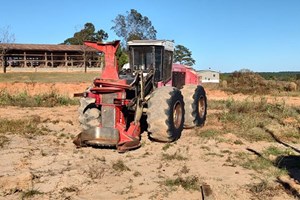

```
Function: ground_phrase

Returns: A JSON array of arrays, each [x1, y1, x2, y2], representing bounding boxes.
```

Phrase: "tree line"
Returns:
[[62, 9, 196, 68]]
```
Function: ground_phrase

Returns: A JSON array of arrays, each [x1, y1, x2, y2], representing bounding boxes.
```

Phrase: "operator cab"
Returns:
[[127, 40, 174, 83]]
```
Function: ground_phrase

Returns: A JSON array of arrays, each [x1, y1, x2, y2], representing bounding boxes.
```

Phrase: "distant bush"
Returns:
[[224, 70, 268, 94], [220, 80, 228, 88], [222, 70, 299, 94], [285, 82, 297, 91], [259, 72, 299, 81], [0, 90, 78, 107]]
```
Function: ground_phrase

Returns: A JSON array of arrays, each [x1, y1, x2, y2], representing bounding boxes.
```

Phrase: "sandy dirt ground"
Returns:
[[0, 83, 299, 199]]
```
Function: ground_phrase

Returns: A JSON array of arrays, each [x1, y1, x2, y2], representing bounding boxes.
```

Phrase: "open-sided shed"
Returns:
[[0, 43, 101, 69]]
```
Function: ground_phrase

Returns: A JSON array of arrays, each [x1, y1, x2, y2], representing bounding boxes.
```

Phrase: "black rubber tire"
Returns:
[[78, 97, 101, 131], [147, 86, 185, 142], [181, 85, 207, 128]]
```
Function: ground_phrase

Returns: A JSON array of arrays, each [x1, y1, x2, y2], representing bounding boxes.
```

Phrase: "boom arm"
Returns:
[[84, 40, 120, 80]]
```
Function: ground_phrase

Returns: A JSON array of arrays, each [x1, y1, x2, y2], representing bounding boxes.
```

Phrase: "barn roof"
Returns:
[[0, 43, 98, 52]]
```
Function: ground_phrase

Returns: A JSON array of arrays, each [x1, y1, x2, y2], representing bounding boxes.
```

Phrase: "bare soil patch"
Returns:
[[0, 106, 296, 200]]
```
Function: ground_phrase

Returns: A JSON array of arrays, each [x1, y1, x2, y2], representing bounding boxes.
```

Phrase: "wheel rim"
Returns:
[[198, 96, 206, 118], [173, 101, 183, 129]]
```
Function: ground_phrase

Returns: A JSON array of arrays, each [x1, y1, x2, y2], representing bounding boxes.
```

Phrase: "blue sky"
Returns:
[[1, 0, 299, 72]]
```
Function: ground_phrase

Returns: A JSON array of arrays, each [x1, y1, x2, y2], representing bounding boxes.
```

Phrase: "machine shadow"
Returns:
[[246, 129, 300, 197], [246, 148, 300, 197], [267, 130, 300, 183], [275, 155, 300, 182]]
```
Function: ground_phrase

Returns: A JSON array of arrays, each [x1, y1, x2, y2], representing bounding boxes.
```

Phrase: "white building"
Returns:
[[197, 70, 220, 83]]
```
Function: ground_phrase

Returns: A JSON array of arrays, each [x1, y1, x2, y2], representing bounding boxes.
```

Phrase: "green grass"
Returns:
[[112, 160, 131, 172], [249, 180, 269, 193], [263, 146, 295, 157], [60, 186, 79, 193], [21, 189, 43, 199], [230, 148, 289, 178], [196, 129, 222, 139], [162, 143, 173, 151], [233, 139, 244, 145], [247, 180, 282, 200], [0, 90, 78, 107], [133, 171, 142, 177], [241, 155, 273, 171], [205, 152, 224, 157], [163, 176, 200, 191], [179, 165, 190, 174], [86, 165, 105, 179], [0, 135, 10, 148], [162, 152, 187, 161], [211, 99, 300, 142], [208, 99, 227, 110], [0, 116, 48, 135], [230, 152, 274, 172], [0, 72, 100, 83]]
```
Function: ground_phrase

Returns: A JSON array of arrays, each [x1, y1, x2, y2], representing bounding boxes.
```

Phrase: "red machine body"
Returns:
[[163, 64, 200, 87], [74, 40, 206, 153]]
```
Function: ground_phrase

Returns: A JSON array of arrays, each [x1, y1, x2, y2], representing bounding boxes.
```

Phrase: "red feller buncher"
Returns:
[[73, 40, 207, 152]]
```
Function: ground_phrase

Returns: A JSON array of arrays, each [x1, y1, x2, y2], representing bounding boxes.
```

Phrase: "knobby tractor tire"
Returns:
[[78, 97, 101, 131], [181, 85, 207, 128], [147, 86, 185, 142]]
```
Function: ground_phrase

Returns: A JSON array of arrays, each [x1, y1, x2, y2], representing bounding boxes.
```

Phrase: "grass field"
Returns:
[[0, 72, 100, 83]]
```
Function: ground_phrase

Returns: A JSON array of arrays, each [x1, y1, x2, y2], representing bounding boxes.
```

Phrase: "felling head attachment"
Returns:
[[73, 127, 119, 148]]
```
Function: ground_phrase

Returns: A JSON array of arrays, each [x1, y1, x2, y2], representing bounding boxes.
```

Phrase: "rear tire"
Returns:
[[147, 86, 185, 142], [78, 97, 101, 130], [181, 85, 207, 128]]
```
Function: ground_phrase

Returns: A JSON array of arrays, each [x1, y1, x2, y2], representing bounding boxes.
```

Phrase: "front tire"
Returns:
[[147, 86, 185, 142], [181, 85, 207, 128], [78, 98, 101, 130]]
